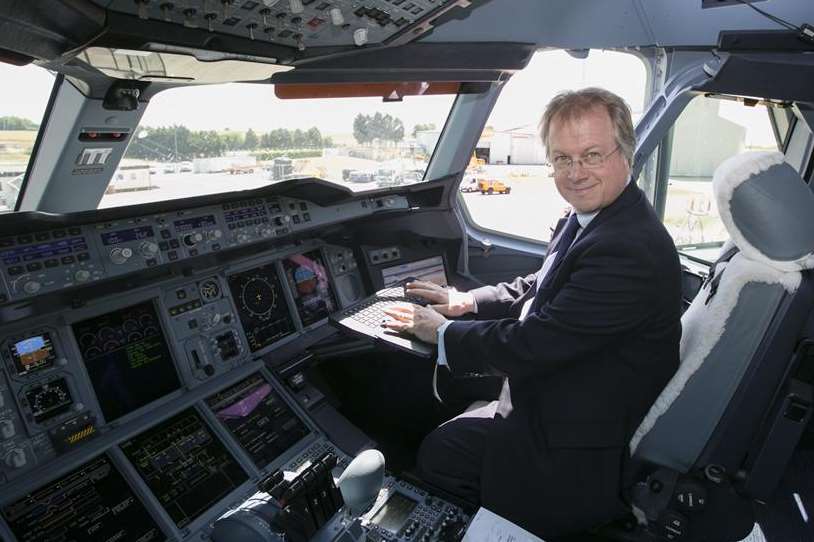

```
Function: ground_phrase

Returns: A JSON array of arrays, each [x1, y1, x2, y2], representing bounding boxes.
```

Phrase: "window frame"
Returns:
[[653, 93, 788, 263], [455, 48, 654, 248], [6, 71, 61, 213]]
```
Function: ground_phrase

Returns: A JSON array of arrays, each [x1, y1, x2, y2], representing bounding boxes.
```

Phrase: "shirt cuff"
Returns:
[[436, 320, 454, 368], [448, 288, 477, 314]]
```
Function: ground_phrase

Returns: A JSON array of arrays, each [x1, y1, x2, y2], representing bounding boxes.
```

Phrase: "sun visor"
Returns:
[[271, 42, 535, 85]]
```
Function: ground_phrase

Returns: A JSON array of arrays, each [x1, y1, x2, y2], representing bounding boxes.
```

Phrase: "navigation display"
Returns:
[[72, 300, 181, 422], [282, 250, 337, 327], [206, 373, 311, 468], [228, 262, 295, 352], [120, 408, 249, 529], [2, 454, 163, 542], [9, 333, 57, 376]]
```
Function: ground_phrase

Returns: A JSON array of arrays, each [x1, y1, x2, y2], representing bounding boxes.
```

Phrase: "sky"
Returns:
[[1, 49, 777, 144]]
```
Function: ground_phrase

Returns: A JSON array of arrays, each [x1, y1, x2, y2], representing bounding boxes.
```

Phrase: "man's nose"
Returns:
[[566, 160, 588, 179]]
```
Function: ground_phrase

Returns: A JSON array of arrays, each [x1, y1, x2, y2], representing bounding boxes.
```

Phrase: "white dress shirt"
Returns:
[[436, 209, 598, 368]]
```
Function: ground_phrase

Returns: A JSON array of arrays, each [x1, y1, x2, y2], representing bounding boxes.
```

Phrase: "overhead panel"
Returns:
[[91, 0, 475, 51]]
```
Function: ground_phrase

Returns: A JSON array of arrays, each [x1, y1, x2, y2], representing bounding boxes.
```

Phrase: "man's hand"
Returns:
[[405, 280, 475, 317], [382, 304, 447, 344]]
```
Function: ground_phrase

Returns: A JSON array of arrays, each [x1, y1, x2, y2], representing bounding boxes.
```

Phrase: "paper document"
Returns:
[[462, 507, 545, 542]]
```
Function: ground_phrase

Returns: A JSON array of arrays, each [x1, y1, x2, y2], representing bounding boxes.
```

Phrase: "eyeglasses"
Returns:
[[550, 145, 621, 173]]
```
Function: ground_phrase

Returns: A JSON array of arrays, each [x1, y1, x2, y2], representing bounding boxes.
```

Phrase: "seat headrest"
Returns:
[[714, 151, 814, 271]]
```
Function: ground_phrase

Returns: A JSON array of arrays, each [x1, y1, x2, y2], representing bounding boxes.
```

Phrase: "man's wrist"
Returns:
[[448, 289, 476, 315]]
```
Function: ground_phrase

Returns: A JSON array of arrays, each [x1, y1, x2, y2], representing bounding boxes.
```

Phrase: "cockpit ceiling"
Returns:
[[88, 0, 475, 51], [425, 0, 814, 49]]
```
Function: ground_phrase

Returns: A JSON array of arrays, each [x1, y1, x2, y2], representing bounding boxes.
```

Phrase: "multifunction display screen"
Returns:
[[1, 237, 87, 266], [9, 333, 57, 376], [370, 492, 419, 534], [72, 300, 181, 422], [25, 377, 73, 424], [120, 408, 248, 529], [206, 373, 310, 468], [100, 226, 155, 246], [228, 263, 295, 352], [282, 250, 337, 327], [381, 255, 448, 287], [2, 454, 163, 542], [173, 215, 216, 232]]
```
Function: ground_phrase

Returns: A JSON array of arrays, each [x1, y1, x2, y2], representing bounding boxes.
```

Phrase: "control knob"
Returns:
[[207, 229, 223, 241], [259, 226, 273, 237], [5, 448, 26, 469], [139, 240, 159, 258], [183, 232, 204, 247], [236, 232, 249, 244], [109, 247, 133, 265], [22, 280, 41, 294], [0, 419, 15, 439], [74, 269, 91, 283]]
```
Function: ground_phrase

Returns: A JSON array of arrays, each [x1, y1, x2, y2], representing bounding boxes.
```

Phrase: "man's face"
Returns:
[[547, 106, 630, 214]]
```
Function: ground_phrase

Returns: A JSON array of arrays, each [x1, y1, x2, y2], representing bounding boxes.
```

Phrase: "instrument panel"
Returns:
[[0, 188, 460, 542], [0, 193, 407, 305]]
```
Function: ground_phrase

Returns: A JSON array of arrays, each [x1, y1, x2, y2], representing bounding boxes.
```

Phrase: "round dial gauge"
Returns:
[[199, 279, 221, 303], [240, 276, 280, 321], [26, 378, 73, 423]]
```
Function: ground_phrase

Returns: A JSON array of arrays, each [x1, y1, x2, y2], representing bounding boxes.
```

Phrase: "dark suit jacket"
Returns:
[[443, 181, 681, 536]]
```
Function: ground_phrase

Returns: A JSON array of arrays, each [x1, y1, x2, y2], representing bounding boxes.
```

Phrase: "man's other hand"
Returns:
[[382, 304, 447, 344], [405, 281, 475, 317]]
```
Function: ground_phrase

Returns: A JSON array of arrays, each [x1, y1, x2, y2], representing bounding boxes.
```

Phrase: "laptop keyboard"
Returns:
[[341, 285, 429, 327]]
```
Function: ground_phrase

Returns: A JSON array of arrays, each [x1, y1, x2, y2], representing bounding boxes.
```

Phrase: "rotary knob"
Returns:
[[5, 448, 26, 469], [109, 247, 133, 265], [259, 227, 273, 237], [23, 280, 41, 294], [139, 241, 159, 258], [183, 232, 204, 247], [74, 269, 91, 283], [207, 229, 223, 241], [236, 232, 249, 244], [0, 419, 15, 439]]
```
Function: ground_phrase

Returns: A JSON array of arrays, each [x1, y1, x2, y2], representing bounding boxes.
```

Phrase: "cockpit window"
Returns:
[[0, 64, 55, 214], [100, 83, 456, 209], [661, 95, 781, 262]]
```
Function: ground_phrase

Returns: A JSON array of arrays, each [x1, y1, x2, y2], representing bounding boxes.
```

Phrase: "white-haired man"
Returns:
[[384, 88, 682, 537]]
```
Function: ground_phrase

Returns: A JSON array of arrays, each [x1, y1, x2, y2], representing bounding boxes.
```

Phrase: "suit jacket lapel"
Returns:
[[530, 181, 643, 312]]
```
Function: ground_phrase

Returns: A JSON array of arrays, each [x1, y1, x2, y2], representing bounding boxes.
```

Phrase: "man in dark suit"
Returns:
[[384, 88, 681, 537]]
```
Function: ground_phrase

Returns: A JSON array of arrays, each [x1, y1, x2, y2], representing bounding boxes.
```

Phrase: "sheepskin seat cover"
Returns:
[[630, 151, 814, 471]]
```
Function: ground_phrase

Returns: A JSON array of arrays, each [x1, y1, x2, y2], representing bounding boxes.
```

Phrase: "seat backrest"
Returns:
[[630, 151, 814, 474]]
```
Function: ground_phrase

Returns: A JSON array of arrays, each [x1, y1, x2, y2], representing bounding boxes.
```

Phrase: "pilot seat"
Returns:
[[617, 151, 814, 542]]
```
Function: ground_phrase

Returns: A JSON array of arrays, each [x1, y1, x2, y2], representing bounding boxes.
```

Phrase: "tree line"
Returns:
[[125, 125, 333, 161], [353, 113, 406, 145], [0, 116, 40, 130]]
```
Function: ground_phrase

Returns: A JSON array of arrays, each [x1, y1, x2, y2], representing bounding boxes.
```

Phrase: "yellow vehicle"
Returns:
[[467, 153, 486, 173], [478, 179, 511, 195]]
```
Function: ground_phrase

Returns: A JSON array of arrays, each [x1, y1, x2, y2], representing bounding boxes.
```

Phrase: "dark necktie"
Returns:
[[547, 213, 580, 271]]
